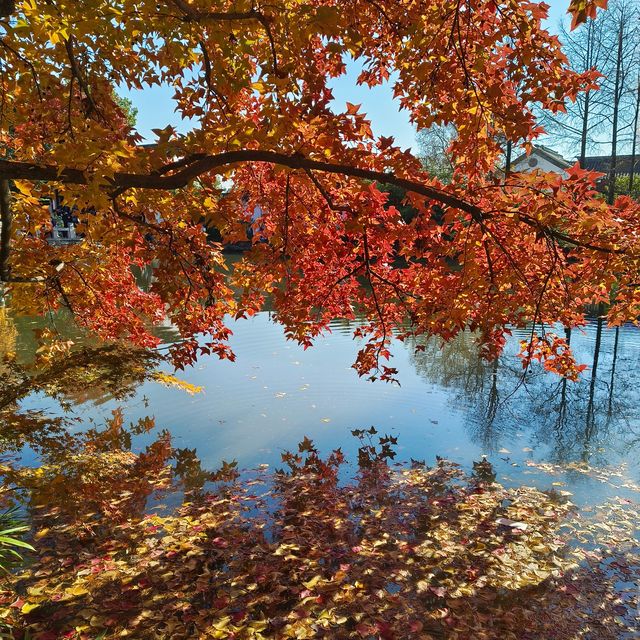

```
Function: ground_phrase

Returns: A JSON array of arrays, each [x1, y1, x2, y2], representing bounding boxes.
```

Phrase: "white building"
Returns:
[[510, 145, 573, 177]]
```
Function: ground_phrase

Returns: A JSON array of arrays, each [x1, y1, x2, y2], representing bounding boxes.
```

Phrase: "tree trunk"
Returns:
[[580, 92, 591, 166], [607, 23, 624, 206], [0, 179, 12, 282], [579, 21, 593, 166], [628, 75, 639, 195]]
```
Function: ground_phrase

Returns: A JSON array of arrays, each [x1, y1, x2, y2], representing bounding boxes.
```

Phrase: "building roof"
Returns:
[[580, 155, 640, 175], [511, 144, 573, 170]]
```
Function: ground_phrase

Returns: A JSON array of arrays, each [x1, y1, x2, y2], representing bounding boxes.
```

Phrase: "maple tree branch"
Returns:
[[0, 0, 14, 18], [0, 38, 43, 101], [252, 12, 283, 78], [0, 152, 628, 257], [362, 231, 389, 373], [369, 268, 419, 322], [0, 160, 87, 185], [304, 169, 353, 213], [476, 218, 533, 292], [63, 36, 100, 118], [169, 0, 260, 23], [282, 174, 290, 266], [53, 275, 74, 314], [483, 240, 496, 292], [0, 181, 44, 284], [66, 74, 76, 139], [151, 153, 209, 177], [362, 0, 403, 37], [111, 195, 167, 236], [171, 1, 282, 76], [0, 181, 48, 284], [311, 262, 365, 329], [198, 41, 229, 115], [517, 212, 627, 255], [0, 152, 482, 218]]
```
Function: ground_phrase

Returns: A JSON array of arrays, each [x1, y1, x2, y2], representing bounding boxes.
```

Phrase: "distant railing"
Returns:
[[49, 223, 78, 243]]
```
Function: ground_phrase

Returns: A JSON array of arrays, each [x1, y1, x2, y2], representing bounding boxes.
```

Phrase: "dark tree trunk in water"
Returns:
[[607, 326, 620, 416], [583, 314, 603, 461]]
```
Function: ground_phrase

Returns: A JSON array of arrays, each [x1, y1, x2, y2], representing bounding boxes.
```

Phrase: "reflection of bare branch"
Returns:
[[405, 321, 639, 466]]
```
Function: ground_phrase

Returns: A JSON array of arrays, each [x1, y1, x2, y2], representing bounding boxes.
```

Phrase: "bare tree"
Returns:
[[626, 74, 639, 195], [416, 125, 456, 183], [601, 0, 640, 203], [540, 12, 614, 163]]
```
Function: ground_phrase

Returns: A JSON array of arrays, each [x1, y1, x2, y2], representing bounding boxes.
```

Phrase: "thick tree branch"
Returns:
[[198, 41, 229, 114], [0, 151, 485, 219], [0, 151, 627, 256], [0, 160, 87, 184]]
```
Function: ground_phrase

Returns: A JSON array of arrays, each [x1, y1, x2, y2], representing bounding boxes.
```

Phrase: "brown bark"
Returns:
[[628, 76, 639, 194], [607, 21, 624, 205], [0, 179, 12, 282], [0, 152, 626, 255]]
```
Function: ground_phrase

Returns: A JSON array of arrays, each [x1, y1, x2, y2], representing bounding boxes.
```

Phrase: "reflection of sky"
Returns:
[[15, 310, 640, 509], [120, 0, 570, 149]]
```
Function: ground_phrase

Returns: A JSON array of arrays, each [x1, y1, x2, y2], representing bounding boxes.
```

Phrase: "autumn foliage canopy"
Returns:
[[0, 0, 636, 379]]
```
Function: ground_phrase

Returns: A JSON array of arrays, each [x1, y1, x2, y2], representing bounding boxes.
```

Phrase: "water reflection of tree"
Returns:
[[0, 332, 164, 458], [0, 344, 162, 411], [405, 325, 640, 465], [0, 305, 17, 379]]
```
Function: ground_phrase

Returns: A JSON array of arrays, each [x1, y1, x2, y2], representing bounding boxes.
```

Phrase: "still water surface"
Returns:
[[12, 310, 640, 507]]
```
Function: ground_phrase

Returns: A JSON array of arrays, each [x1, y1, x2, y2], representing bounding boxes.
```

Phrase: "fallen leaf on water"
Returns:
[[496, 518, 528, 531]]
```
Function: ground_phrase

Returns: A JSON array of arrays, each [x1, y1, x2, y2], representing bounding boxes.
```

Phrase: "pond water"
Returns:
[[8, 304, 640, 508]]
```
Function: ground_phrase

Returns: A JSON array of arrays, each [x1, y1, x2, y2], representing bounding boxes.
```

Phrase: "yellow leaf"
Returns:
[[34, 527, 50, 540], [303, 574, 322, 589], [211, 616, 231, 630], [21, 602, 40, 614]]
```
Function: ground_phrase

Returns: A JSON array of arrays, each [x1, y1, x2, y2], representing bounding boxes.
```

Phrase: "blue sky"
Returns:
[[122, 0, 571, 150]]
